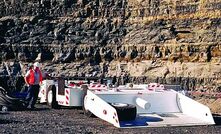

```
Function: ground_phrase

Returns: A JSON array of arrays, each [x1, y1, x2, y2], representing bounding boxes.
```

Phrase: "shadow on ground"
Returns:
[[0, 119, 21, 124], [213, 114, 221, 125], [26, 107, 50, 111]]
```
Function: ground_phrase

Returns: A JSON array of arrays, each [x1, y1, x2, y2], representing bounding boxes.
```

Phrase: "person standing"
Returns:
[[24, 62, 43, 109]]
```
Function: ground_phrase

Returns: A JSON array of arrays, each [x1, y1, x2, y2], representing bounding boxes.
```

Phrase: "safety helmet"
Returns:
[[34, 62, 40, 68]]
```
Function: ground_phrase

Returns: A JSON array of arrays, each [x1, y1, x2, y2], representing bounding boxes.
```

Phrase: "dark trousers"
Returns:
[[26, 85, 40, 108]]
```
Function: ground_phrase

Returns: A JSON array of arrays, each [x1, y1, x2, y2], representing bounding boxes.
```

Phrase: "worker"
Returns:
[[24, 62, 43, 109]]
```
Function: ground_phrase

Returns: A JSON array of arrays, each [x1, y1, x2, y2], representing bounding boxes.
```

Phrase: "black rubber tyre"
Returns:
[[82, 95, 94, 117], [111, 103, 137, 121], [0, 87, 26, 110], [47, 85, 60, 109]]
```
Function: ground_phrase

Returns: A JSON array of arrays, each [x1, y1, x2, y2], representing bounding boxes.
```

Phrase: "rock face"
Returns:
[[0, 0, 221, 91]]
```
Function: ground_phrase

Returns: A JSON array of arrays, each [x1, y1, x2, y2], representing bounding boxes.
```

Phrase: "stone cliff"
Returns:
[[0, 0, 221, 92]]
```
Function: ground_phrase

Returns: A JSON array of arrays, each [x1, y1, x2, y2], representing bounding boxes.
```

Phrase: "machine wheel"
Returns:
[[111, 103, 137, 121], [83, 95, 94, 117], [47, 86, 59, 109], [0, 87, 17, 106]]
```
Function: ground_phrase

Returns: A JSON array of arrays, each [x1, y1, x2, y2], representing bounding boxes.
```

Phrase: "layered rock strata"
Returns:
[[0, 0, 220, 91]]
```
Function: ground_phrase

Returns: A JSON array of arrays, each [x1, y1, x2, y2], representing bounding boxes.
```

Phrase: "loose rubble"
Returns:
[[1, 104, 221, 134]]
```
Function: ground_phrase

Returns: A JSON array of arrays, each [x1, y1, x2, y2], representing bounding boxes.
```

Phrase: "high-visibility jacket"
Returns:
[[26, 69, 43, 85]]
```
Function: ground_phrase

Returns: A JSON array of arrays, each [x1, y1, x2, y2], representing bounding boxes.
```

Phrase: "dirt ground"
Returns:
[[1, 103, 221, 134]]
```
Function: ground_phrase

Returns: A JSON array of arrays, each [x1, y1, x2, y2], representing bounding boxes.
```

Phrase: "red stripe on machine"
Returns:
[[66, 96, 69, 100], [66, 88, 69, 105]]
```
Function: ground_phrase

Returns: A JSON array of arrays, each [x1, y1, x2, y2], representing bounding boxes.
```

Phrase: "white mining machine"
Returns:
[[39, 78, 215, 128]]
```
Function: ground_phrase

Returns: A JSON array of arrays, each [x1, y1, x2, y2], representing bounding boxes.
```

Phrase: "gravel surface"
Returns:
[[1, 104, 221, 134]]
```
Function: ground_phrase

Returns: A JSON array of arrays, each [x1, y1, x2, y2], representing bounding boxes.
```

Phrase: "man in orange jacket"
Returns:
[[24, 62, 43, 109]]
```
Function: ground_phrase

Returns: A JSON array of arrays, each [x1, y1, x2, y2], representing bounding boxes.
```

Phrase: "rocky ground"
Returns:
[[1, 104, 221, 134]]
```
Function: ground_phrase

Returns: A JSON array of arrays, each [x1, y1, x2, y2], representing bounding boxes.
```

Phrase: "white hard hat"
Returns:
[[34, 62, 40, 67]]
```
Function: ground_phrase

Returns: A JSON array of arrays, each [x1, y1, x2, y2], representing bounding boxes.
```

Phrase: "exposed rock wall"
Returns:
[[0, 0, 221, 91]]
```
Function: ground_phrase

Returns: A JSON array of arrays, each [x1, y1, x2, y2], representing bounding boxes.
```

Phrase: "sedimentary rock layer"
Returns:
[[0, 0, 220, 91]]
